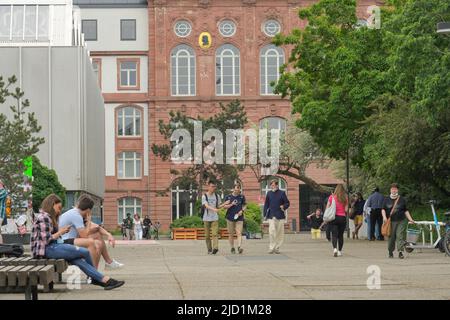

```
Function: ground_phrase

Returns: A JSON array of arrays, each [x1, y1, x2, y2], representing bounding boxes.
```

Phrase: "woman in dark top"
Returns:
[[381, 183, 415, 259], [352, 193, 365, 240]]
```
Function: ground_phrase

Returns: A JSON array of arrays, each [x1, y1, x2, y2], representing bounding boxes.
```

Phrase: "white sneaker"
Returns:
[[105, 260, 124, 269], [337, 251, 342, 257], [268, 249, 275, 254], [333, 248, 338, 257]]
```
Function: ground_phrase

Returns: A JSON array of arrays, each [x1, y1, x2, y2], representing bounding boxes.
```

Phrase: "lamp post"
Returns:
[[346, 148, 351, 238], [437, 22, 450, 34]]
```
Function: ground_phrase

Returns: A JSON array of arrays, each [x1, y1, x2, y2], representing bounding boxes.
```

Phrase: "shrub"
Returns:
[[170, 215, 203, 229], [244, 202, 262, 225], [244, 219, 260, 233]]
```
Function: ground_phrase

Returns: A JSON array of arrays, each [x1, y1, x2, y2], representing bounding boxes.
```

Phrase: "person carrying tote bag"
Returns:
[[325, 185, 348, 257], [381, 183, 415, 259]]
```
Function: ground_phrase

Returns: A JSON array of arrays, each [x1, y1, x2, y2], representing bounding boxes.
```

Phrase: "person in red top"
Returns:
[[326, 184, 349, 257]]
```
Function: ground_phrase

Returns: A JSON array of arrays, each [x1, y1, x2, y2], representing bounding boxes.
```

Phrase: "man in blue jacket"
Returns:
[[263, 179, 290, 254]]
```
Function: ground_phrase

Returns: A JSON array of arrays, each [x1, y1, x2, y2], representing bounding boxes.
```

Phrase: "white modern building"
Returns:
[[0, 0, 105, 220]]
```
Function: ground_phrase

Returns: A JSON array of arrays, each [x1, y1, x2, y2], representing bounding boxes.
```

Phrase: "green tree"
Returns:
[[274, 0, 389, 163], [152, 100, 248, 197], [31, 156, 66, 212], [0, 75, 44, 213]]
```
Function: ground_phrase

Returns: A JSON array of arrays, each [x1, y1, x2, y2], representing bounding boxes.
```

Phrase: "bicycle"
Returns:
[[405, 200, 450, 255]]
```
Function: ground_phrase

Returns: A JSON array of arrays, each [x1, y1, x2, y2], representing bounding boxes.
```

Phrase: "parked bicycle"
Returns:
[[405, 200, 450, 255]]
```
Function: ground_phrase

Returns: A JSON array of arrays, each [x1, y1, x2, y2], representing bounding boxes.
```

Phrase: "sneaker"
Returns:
[[212, 249, 218, 255], [104, 278, 125, 291], [91, 278, 106, 287], [231, 248, 236, 254], [274, 249, 281, 254], [333, 248, 338, 257], [105, 260, 124, 269], [388, 252, 394, 258], [238, 247, 243, 254], [207, 249, 212, 255], [268, 249, 274, 254], [337, 251, 342, 257], [398, 252, 404, 259], [86, 277, 92, 284]]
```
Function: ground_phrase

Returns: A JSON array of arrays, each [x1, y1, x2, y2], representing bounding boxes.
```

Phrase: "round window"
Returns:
[[263, 19, 281, 37], [174, 20, 192, 37], [219, 20, 236, 37]]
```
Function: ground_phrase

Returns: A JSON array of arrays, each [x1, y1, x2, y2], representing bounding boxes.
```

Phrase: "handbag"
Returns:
[[323, 195, 336, 222], [381, 196, 400, 237]]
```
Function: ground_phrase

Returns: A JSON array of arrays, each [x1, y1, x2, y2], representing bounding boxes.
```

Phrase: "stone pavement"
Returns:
[[1, 233, 449, 300]]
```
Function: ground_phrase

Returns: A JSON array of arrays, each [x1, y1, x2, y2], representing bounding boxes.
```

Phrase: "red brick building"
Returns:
[[76, 0, 378, 232]]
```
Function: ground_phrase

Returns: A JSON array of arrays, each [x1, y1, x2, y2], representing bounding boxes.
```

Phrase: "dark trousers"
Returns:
[[326, 224, 332, 241], [370, 209, 383, 240], [331, 216, 346, 251]]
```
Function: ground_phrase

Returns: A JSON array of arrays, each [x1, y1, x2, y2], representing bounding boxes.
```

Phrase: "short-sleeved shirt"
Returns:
[[224, 194, 246, 221], [383, 196, 407, 222], [328, 195, 347, 217], [202, 193, 221, 222], [58, 208, 85, 240], [353, 199, 365, 215], [310, 214, 323, 229]]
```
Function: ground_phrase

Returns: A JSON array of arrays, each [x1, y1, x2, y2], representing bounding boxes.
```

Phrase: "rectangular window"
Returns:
[[92, 58, 102, 89], [82, 19, 97, 41], [0, 5, 48, 42], [118, 152, 141, 179], [120, 19, 136, 41], [117, 59, 140, 90]]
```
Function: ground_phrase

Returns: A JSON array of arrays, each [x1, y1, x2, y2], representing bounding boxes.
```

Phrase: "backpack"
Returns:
[[201, 193, 219, 216], [0, 243, 24, 258]]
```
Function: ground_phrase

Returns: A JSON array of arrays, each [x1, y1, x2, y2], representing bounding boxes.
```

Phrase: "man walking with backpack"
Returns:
[[202, 181, 222, 255]]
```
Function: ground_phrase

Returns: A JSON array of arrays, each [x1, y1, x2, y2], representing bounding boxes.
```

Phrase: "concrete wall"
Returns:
[[0, 46, 105, 199]]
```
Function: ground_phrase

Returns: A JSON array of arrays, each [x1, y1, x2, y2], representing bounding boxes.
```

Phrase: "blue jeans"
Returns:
[[365, 217, 380, 239], [45, 243, 104, 282]]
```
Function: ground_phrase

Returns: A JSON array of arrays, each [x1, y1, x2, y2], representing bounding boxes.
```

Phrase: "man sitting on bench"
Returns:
[[59, 195, 124, 269]]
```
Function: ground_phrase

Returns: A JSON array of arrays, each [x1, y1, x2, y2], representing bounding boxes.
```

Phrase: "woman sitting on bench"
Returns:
[[31, 194, 125, 290]]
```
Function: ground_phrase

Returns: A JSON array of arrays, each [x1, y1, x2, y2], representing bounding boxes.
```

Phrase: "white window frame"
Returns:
[[260, 45, 285, 95], [117, 197, 142, 223], [0, 4, 50, 42], [218, 20, 237, 37], [119, 61, 138, 88], [118, 151, 141, 179], [262, 19, 281, 37], [171, 44, 196, 96], [216, 44, 241, 96], [174, 20, 192, 38], [171, 185, 197, 220], [117, 107, 141, 137], [259, 117, 287, 131]]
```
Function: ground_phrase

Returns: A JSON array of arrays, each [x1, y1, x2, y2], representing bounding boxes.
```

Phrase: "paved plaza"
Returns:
[[1, 234, 449, 300]]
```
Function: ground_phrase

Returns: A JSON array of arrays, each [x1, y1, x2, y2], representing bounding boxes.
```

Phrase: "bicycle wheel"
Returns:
[[444, 231, 450, 257]]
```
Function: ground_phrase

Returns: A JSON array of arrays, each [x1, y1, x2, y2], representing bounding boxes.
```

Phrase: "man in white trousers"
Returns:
[[263, 180, 290, 254]]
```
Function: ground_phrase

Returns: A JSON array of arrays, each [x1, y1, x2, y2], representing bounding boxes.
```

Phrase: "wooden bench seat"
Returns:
[[0, 264, 56, 300]]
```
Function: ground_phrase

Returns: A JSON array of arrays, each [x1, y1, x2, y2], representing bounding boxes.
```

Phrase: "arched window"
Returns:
[[117, 197, 141, 223], [171, 181, 198, 221], [117, 106, 141, 136], [171, 44, 196, 96], [216, 44, 240, 95], [117, 151, 141, 179], [260, 45, 284, 95], [259, 117, 287, 131]]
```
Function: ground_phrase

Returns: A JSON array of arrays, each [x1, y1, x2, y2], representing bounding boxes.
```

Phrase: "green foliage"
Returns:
[[32, 156, 66, 212], [170, 215, 204, 229], [0, 75, 45, 213], [152, 100, 248, 197], [275, 0, 450, 206], [244, 219, 260, 234], [244, 202, 262, 225]]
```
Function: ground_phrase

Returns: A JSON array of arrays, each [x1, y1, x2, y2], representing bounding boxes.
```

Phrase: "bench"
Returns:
[[172, 228, 238, 240], [0, 257, 68, 291], [0, 264, 55, 300]]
